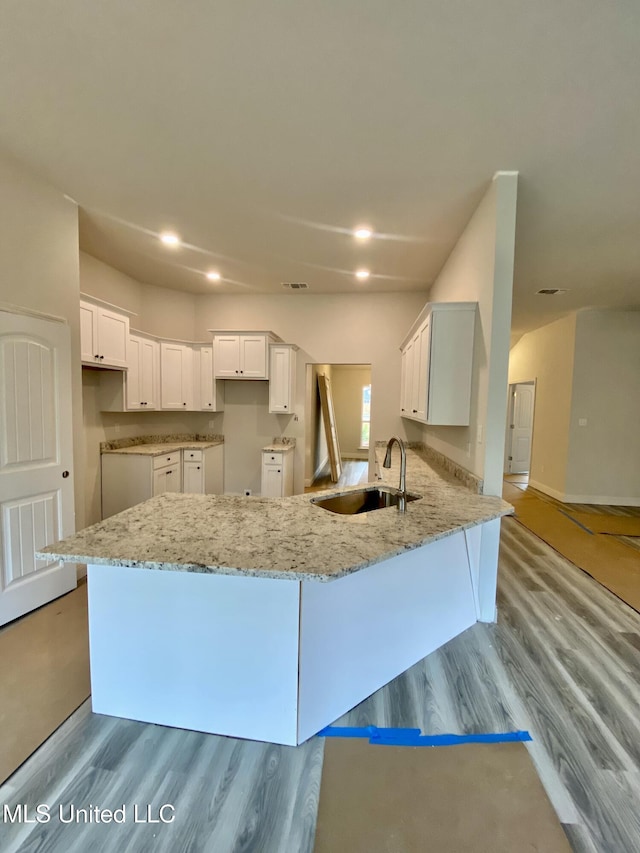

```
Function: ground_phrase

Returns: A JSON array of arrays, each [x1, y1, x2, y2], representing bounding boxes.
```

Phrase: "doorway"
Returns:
[[504, 381, 535, 477], [304, 364, 372, 490]]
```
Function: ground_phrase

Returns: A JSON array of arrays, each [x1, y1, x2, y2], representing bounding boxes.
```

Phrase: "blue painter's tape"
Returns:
[[319, 726, 532, 747]]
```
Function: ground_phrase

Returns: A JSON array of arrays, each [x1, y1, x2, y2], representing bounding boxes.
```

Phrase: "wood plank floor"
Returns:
[[2, 517, 640, 852]]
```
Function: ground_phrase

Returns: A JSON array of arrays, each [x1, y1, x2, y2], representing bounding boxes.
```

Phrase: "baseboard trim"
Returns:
[[528, 479, 640, 507]]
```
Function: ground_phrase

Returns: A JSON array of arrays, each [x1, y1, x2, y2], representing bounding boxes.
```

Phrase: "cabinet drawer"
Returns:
[[263, 451, 283, 465], [183, 449, 203, 462], [153, 451, 181, 470]]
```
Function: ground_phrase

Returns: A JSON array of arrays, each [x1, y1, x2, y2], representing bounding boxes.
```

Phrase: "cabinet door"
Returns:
[[161, 343, 193, 409], [261, 464, 283, 498], [197, 346, 223, 411], [214, 336, 240, 377], [240, 336, 267, 378], [80, 301, 99, 363], [269, 346, 293, 413], [400, 345, 411, 416], [153, 465, 181, 496], [126, 335, 142, 408], [183, 460, 204, 494], [97, 308, 129, 368], [415, 320, 430, 421], [139, 338, 158, 408]]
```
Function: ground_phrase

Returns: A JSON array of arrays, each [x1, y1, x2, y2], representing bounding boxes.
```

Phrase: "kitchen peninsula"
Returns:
[[39, 445, 512, 746]]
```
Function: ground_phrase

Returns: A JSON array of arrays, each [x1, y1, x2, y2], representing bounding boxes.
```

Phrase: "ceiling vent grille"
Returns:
[[536, 288, 567, 295], [282, 282, 309, 290]]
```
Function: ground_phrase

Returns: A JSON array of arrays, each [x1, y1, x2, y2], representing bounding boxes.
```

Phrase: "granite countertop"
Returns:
[[101, 434, 224, 457], [39, 447, 512, 582], [102, 440, 224, 457]]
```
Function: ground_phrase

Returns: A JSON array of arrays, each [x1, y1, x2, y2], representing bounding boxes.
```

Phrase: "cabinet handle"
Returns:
[[284, 405, 287, 409], [235, 370, 239, 374], [99, 355, 104, 360], [167, 457, 171, 461], [197, 466, 200, 470], [166, 470, 172, 474], [62, 470, 69, 478], [208, 402, 212, 406], [412, 409, 418, 413], [277, 469, 281, 473], [94, 354, 100, 359], [240, 370, 244, 374]]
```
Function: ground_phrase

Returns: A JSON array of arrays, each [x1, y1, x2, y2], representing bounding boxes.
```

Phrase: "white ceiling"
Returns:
[[1, 1, 639, 337]]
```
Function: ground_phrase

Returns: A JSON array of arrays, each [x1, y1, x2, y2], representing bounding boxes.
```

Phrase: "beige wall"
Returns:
[[331, 365, 371, 459], [194, 292, 427, 494], [508, 314, 577, 496], [0, 149, 84, 526], [80, 252, 196, 340], [420, 172, 518, 496], [566, 310, 640, 502]]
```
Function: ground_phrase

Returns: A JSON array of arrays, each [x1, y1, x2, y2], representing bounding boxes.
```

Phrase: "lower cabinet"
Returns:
[[261, 448, 294, 498], [101, 445, 224, 518]]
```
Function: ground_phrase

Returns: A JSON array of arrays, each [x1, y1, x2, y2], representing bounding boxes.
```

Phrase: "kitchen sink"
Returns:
[[311, 487, 421, 515]]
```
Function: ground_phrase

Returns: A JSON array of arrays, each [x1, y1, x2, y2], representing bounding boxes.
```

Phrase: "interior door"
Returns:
[[509, 383, 535, 473], [0, 310, 76, 626], [318, 373, 342, 482]]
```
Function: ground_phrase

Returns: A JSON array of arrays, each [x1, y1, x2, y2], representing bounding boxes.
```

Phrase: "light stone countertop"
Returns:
[[102, 440, 224, 457], [39, 447, 513, 582]]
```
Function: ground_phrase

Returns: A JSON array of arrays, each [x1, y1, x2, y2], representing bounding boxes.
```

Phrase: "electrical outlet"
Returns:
[[578, 418, 587, 427], [244, 489, 252, 496]]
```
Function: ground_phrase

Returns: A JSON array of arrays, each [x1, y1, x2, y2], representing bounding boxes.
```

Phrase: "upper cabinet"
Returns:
[[160, 342, 194, 409], [211, 332, 278, 379], [80, 296, 133, 369], [194, 344, 224, 412], [269, 344, 297, 414], [127, 333, 159, 409], [400, 303, 476, 426]]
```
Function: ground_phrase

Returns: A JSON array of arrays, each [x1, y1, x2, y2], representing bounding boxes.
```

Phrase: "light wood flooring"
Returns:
[[2, 517, 640, 852], [304, 459, 369, 493]]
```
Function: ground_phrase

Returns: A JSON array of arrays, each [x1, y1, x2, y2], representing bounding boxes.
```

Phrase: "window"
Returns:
[[360, 384, 371, 448]]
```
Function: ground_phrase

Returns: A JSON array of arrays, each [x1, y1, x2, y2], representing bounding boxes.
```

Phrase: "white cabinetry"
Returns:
[[80, 296, 132, 369], [194, 345, 224, 411], [101, 444, 224, 518], [160, 342, 194, 409], [212, 332, 277, 379], [127, 334, 159, 409], [399, 303, 476, 426], [261, 447, 294, 498], [269, 345, 297, 414], [182, 445, 224, 494]]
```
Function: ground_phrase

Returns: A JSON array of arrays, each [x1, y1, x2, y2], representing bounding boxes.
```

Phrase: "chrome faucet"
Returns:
[[383, 436, 407, 513]]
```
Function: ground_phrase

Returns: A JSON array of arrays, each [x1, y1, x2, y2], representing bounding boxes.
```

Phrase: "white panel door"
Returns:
[[269, 346, 291, 413], [510, 383, 535, 473], [0, 311, 76, 626], [240, 336, 267, 378], [79, 301, 98, 363], [126, 335, 142, 408], [183, 461, 204, 494], [214, 336, 240, 377], [262, 464, 283, 497], [139, 338, 157, 408], [160, 343, 192, 409], [97, 308, 128, 368]]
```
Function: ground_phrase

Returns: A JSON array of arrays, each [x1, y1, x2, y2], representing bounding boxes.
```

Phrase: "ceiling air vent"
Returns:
[[282, 282, 309, 290], [536, 288, 567, 295]]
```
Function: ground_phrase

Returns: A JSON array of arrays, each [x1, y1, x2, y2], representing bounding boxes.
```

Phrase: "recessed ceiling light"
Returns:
[[355, 269, 370, 280], [160, 232, 180, 247], [354, 227, 373, 240], [206, 270, 221, 281]]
